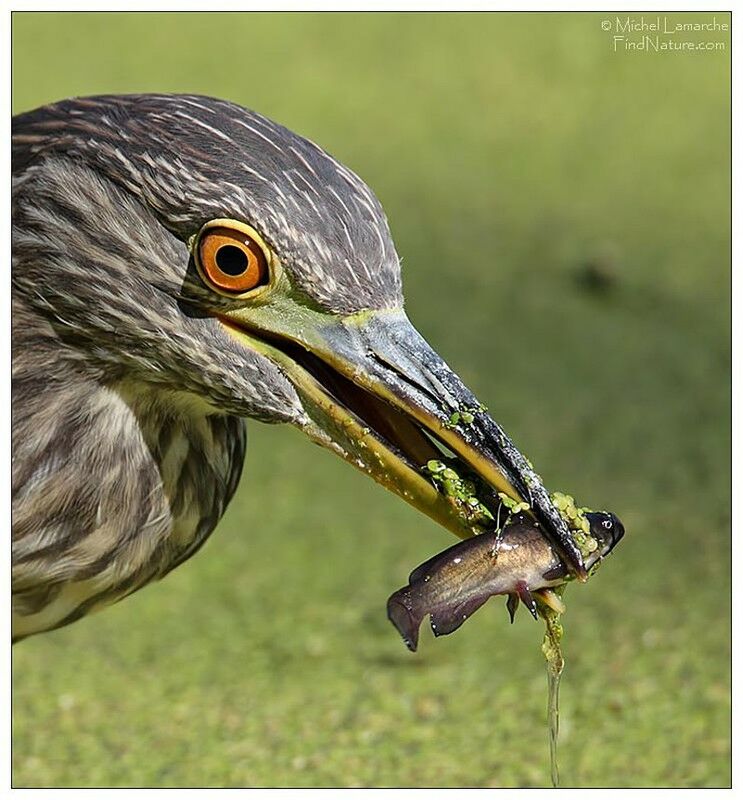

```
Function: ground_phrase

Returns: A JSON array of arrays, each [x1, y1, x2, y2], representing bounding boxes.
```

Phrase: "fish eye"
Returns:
[[602, 519, 613, 529], [195, 219, 271, 296]]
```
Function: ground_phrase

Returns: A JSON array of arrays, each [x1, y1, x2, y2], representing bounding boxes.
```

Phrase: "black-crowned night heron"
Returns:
[[12, 94, 585, 641]]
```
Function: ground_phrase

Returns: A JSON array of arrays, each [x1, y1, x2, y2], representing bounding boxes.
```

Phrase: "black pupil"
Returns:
[[216, 244, 249, 276]]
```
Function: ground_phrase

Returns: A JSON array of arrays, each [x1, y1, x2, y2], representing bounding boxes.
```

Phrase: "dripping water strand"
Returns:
[[537, 586, 566, 788], [546, 661, 563, 787]]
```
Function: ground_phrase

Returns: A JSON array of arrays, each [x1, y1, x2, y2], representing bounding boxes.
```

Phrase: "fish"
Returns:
[[387, 511, 624, 651]]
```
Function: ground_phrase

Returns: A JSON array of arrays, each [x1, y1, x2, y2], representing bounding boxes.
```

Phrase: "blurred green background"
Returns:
[[12, 11, 730, 788]]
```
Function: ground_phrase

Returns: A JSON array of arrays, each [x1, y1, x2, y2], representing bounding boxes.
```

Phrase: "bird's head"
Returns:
[[12, 94, 584, 575]]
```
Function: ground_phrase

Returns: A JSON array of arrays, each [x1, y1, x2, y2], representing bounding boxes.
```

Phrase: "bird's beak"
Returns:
[[221, 308, 585, 578]]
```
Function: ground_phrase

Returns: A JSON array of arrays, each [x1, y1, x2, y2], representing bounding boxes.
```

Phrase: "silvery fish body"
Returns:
[[387, 511, 624, 651]]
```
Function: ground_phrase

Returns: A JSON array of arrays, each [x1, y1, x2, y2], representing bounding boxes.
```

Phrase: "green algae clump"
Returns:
[[422, 459, 494, 528], [550, 491, 598, 560]]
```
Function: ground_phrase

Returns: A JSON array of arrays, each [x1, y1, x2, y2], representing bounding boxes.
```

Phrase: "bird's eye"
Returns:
[[196, 222, 270, 295]]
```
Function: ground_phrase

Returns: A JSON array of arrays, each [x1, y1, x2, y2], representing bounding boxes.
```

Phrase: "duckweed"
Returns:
[[442, 405, 484, 429], [550, 491, 598, 558], [422, 459, 494, 528]]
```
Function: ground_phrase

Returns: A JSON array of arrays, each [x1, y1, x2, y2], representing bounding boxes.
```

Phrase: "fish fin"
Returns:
[[429, 594, 490, 638], [516, 581, 538, 620], [407, 536, 475, 584], [387, 589, 423, 652], [506, 592, 519, 624], [408, 530, 500, 585], [408, 563, 431, 585]]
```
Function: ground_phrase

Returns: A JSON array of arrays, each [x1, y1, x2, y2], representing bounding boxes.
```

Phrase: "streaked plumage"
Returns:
[[12, 94, 374, 637], [12, 94, 584, 641]]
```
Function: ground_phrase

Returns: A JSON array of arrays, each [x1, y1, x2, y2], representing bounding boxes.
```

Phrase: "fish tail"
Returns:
[[387, 589, 424, 652]]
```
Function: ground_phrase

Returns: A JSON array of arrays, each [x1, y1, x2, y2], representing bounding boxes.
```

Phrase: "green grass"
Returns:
[[12, 11, 730, 788]]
